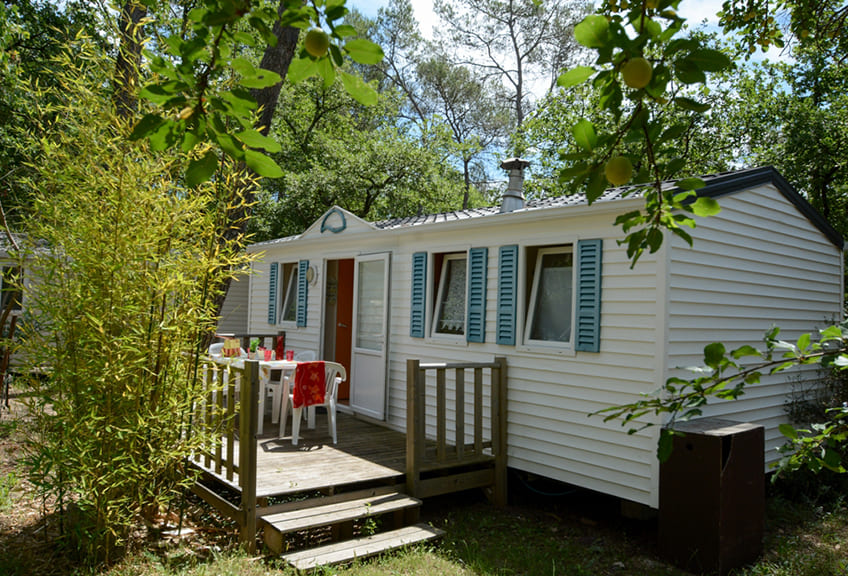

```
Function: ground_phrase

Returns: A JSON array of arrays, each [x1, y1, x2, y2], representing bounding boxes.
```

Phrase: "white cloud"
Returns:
[[347, 0, 438, 39], [677, 0, 723, 26]]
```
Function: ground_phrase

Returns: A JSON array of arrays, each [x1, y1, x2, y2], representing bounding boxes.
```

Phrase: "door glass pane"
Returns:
[[356, 259, 385, 350], [529, 251, 573, 342]]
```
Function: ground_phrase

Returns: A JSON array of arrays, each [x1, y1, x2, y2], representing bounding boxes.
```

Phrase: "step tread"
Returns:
[[282, 523, 444, 570], [263, 492, 421, 535]]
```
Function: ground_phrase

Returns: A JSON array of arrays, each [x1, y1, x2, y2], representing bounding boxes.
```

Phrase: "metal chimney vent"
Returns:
[[499, 158, 530, 213]]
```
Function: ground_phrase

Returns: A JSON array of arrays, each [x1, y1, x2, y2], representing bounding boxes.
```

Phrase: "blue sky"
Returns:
[[346, 1, 726, 33]]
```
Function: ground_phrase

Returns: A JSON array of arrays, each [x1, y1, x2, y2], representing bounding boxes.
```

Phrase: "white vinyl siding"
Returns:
[[217, 273, 249, 335], [666, 185, 844, 467]]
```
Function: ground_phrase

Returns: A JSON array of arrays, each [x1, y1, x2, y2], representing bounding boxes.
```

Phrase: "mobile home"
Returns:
[[242, 165, 844, 508]]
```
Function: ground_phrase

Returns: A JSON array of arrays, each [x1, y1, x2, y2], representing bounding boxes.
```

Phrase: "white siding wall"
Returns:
[[216, 274, 249, 335], [380, 210, 665, 506], [667, 185, 844, 466], [246, 257, 323, 356]]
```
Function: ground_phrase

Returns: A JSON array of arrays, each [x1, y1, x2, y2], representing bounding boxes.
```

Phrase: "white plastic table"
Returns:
[[210, 357, 297, 435]]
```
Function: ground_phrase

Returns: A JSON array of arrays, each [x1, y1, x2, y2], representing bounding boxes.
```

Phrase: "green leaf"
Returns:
[[690, 197, 721, 217], [231, 57, 256, 77], [657, 430, 674, 463], [557, 66, 595, 88], [779, 423, 798, 440], [574, 15, 610, 48], [797, 332, 811, 352], [731, 345, 761, 359], [139, 83, 179, 106], [572, 119, 597, 151], [685, 48, 732, 72], [243, 149, 283, 178], [147, 120, 177, 151], [240, 68, 282, 89], [233, 31, 256, 47], [235, 129, 281, 153], [704, 342, 726, 367], [586, 168, 607, 204], [344, 39, 384, 65], [823, 447, 844, 471], [185, 151, 218, 188], [673, 97, 710, 112], [287, 56, 318, 84], [340, 72, 378, 106], [129, 114, 166, 141], [676, 177, 705, 191], [333, 24, 357, 37], [673, 60, 706, 85], [317, 56, 336, 88]]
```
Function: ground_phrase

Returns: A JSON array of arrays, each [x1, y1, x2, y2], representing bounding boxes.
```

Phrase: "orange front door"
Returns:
[[334, 259, 354, 400]]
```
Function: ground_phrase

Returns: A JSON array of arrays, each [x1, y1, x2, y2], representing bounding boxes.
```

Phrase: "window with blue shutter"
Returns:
[[575, 239, 602, 352], [267, 262, 278, 324], [497, 245, 518, 345], [466, 247, 488, 343], [296, 259, 308, 327], [410, 252, 427, 338]]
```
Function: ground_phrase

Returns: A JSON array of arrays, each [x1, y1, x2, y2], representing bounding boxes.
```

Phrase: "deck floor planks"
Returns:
[[197, 411, 407, 499]]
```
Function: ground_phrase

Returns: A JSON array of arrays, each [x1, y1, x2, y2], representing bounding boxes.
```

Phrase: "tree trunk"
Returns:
[[114, 0, 147, 119]]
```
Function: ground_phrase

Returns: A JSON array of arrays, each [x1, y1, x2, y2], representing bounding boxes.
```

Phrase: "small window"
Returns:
[[433, 253, 467, 336], [0, 267, 22, 312], [279, 263, 298, 323], [525, 246, 573, 345]]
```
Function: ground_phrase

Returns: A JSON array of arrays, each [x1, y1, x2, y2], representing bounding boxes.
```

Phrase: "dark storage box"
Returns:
[[659, 418, 764, 575]]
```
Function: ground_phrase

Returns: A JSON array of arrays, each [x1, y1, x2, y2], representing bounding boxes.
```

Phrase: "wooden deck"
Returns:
[[197, 411, 407, 499], [191, 355, 507, 553]]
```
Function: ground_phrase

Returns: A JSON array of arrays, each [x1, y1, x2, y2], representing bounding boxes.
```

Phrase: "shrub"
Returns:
[[15, 41, 253, 564]]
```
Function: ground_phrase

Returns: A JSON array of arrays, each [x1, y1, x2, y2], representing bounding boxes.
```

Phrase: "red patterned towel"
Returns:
[[293, 361, 326, 408]]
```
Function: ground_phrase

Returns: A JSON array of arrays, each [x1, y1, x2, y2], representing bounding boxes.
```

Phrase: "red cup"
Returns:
[[286, 350, 294, 361], [264, 349, 273, 361]]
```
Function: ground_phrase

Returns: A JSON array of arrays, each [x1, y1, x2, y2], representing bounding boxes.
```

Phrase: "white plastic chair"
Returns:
[[284, 361, 346, 445]]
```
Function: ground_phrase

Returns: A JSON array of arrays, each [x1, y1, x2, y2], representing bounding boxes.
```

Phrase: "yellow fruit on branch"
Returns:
[[604, 156, 634, 186], [621, 57, 653, 89], [304, 28, 330, 58]]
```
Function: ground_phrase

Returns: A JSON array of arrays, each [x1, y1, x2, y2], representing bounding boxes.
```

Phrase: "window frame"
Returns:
[[523, 245, 574, 349], [431, 252, 468, 339], [278, 263, 298, 324]]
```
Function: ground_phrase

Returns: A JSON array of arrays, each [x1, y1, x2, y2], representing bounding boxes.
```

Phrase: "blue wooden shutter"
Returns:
[[410, 252, 427, 338], [466, 247, 488, 343], [575, 239, 602, 352], [496, 245, 518, 345], [267, 262, 278, 324], [296, 259, 308, 327]]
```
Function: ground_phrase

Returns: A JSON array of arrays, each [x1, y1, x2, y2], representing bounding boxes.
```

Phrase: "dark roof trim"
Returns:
[[695, 166, 844, 250]]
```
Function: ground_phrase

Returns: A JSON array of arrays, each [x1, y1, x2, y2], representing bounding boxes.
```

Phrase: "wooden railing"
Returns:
[[191, 358, 260, 552], [406, 357, 507, 505]]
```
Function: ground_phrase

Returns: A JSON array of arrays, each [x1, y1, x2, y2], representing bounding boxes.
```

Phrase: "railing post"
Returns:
[[239, 360, 259, 553], [491, 356, 508, 506], [406, 359, 424, 498]]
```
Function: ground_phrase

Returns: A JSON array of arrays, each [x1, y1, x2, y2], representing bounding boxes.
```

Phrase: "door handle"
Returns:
[[338, 323, 348, 328]]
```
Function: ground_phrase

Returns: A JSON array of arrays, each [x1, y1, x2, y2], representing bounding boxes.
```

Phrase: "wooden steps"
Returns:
[[261, 486, 442, 568], [281, 523, 443, 570]]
